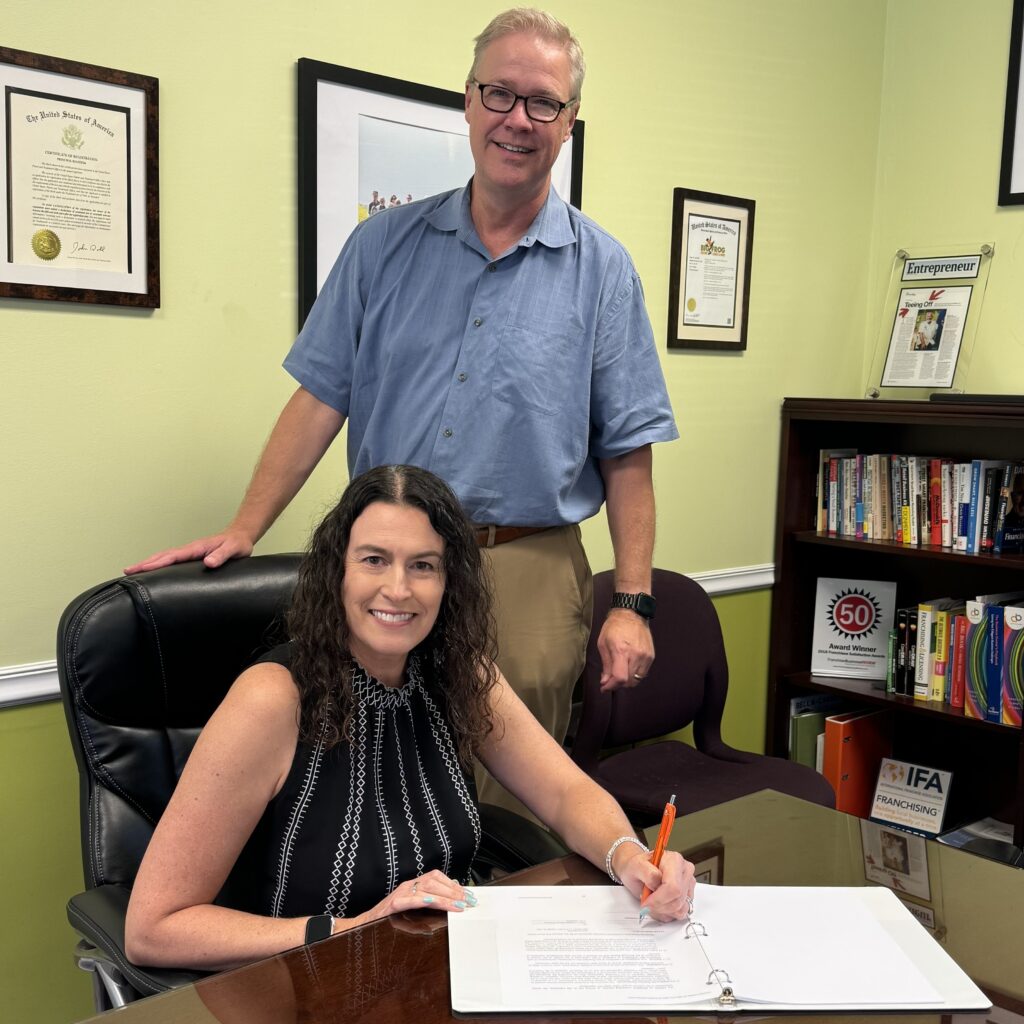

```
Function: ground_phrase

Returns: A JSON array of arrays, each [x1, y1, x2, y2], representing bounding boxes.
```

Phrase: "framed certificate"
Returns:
[[667, 188, 755, 351], [999, 0, 1024, 205], [0, 47, 159, 307], [296, 59, 585, 326]]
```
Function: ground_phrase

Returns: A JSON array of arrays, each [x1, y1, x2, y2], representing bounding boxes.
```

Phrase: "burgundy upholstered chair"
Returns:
[[570, 569, 835, 826]]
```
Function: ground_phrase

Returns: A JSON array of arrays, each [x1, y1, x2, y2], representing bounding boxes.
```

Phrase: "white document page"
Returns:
[[448, 884, 989, 1014]]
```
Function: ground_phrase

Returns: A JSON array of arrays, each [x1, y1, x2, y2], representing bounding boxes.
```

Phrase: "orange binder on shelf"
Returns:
[[822, 709, 893, 818]]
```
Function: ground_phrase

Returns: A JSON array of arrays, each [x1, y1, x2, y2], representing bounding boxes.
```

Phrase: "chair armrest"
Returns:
[[474, 802, 569, 878], [67, 885, 208, 998]]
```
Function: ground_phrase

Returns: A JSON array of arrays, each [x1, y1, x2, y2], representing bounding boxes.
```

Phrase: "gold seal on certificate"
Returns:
[[31, 229, 61, 261]]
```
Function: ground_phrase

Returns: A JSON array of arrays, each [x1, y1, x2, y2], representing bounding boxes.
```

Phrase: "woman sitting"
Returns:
[[126, 465, 695, 970]]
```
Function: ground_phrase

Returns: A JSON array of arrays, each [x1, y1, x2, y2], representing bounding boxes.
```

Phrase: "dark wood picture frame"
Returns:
[[667, 187, 754, 352], [683, 839, 725, 885], [296, 58, 584, 326], [0, 46, 159, 307], [999, 0, 1024, 206]]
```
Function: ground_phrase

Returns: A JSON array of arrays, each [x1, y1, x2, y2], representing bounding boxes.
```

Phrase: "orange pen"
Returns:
[[639, 794, 677, 923]]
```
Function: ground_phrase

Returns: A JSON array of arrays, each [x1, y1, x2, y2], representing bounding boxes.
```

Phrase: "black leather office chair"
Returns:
[[58, 556, 566, 1012], [570, 569, 836, 827]]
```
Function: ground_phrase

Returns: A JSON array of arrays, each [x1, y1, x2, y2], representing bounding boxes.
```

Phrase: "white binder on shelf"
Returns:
[[448, 883, 989, 1014]]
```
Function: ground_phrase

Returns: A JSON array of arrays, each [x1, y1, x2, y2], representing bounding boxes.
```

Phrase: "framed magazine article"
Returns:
[[296, 59, 585, 326], [0, 46, 159, 307], [999, 0, 1024, 205], [667, 187, 754, 352]]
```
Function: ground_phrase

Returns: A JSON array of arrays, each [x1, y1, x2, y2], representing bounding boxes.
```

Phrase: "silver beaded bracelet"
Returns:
[[604, 835, 649, 884]]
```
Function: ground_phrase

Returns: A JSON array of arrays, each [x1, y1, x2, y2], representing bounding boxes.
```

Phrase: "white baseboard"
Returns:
[[0, 563, 774, 711]]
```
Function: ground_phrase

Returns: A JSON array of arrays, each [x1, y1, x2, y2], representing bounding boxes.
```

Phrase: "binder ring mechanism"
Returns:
[[706, 969, 735, 1007], [684, 921, 707, 939]]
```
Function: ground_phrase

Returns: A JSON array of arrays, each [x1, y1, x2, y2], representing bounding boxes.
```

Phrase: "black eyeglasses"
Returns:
[[473, 81, 572, 123]]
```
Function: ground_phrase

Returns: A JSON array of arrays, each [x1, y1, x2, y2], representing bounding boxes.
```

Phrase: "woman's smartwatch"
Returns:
[[305, 913, 335, 944]]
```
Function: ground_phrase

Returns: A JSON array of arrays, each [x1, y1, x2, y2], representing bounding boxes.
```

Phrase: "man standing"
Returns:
[[127, 8, 677, 813]]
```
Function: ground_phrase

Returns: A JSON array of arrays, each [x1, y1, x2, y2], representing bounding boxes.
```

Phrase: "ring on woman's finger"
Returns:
[[686, 896, 694, 912], [411, 881, 419, 895]]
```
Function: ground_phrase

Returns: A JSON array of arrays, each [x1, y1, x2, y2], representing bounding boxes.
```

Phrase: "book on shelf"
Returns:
[[927, 457, 942, 546], [979, 465, 1003, 551], [966, 459, 1006, 554], [993, 462, 1024, 554], [894, 607, 910, 696], [940, 458, 954, 548], [816, 448, 855, 533], [930, 601, 964, 702], [787, 694, 846, 762], [964, 591, 1024, 722], [1001, 603, 1024, 727], [913, 598, 965, 702], [955, 462, 971, 551], [822, 709, 893, 818], [949, 612, 969, 709]]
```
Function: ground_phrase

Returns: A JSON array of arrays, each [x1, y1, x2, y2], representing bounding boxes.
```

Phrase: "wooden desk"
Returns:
[[80, 791, 1022, 1023]]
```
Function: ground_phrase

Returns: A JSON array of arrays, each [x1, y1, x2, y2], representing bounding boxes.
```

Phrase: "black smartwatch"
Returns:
[[610, 591, 656, 621], [305, 914, 334, 944]]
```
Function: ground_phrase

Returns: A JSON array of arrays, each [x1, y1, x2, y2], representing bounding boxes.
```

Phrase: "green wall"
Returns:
[[5, 1, 1022, 1020]]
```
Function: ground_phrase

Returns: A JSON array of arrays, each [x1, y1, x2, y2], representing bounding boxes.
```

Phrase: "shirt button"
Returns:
[[457, 372, 467, 382], [487, 264, 496, 273], [443, 428, 453, 438], [473, 318, 482, 327]]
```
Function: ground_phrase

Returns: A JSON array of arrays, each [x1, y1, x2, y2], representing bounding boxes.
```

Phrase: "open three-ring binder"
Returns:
[[448, 884, 990, 1014]]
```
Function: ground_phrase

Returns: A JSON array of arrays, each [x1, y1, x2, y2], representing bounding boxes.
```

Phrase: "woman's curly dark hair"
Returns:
[[287, 465, 498, 765]]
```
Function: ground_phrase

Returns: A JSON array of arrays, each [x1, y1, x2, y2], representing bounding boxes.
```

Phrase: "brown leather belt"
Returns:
[[473, 524, 552, 548]]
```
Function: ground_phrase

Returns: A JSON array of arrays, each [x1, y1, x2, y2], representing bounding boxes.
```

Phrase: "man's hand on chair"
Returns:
[[597, 609, 655, 691], [124, 528, 254, 575]]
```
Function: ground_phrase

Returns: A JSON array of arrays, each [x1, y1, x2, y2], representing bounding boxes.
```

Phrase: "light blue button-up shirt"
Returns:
[[284, 185, 678, 525]]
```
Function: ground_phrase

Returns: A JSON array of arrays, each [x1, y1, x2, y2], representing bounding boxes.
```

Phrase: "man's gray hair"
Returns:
[[468, 8, 585, 106]]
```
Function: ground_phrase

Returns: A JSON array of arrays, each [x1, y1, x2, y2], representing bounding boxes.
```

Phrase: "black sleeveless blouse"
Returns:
[[223, 644, 481, 919]]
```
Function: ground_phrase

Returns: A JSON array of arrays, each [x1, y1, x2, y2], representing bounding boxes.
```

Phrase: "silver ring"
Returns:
[[632, 673, 644, 680], [687, 895, 694, 912], [411, 881, 419, 895]]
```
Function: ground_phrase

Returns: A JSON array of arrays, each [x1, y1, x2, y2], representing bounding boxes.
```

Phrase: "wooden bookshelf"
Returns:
[[766, 398, 1024, 846]]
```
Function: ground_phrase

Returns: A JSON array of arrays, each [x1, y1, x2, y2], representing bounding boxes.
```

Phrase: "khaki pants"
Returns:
[[474, 524, 593, 820]]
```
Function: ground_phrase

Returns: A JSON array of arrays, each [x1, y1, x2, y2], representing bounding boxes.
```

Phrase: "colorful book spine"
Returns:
[[931, 609, 952, 703], [1003, 605, 1024, 728], [914, 601, 935, 700], [895, 607, 909, 696], [928, 457, 942, 547], [855, 453, 865, 540], [985, 604, 1009, 722], [980, 466, 1002, 551], [940, 459, 954, 548], [950, 613, 969, 709], [964, 600, 989, 720]]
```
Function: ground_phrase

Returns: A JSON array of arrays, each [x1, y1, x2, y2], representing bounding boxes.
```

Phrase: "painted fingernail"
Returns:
[[422, 895, 435, 904], [454, 900, 467, 908], [638, 906, 650, 920], [464, 891, 478, 905]]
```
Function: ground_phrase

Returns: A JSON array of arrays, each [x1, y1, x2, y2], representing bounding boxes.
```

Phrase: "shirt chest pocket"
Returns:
[[492, 323, 584, 416]]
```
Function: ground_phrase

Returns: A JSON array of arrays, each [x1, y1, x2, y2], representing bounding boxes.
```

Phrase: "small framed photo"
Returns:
[[296, 59, 585, 326], [0, 46, 159, 307], [683, 839, 724, 885], [667, 188, 754, 351], [999, 0, 1024, 205]]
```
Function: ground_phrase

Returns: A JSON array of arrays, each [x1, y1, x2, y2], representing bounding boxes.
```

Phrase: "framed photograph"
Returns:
[[999, 0, 1024, 205], [0, 47, 159, 307], [667, 187, 754, 351], [683, 839, 724, 885], [296, 59, 585, 326]]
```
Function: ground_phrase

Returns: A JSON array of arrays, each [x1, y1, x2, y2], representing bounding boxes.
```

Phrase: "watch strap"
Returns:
[[610, 591, 656, 620]]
